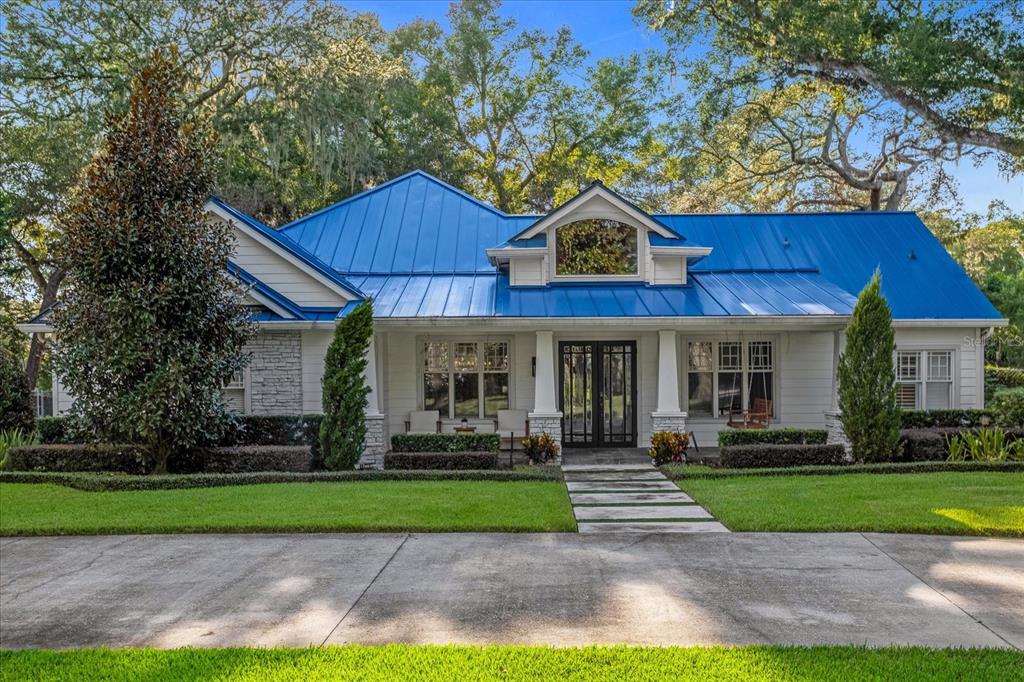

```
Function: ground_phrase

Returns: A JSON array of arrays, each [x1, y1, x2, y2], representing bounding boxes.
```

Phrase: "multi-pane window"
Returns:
[[896, 350, 953, 410], [686, 340, 775, 417], [422, 340, 510, 419]]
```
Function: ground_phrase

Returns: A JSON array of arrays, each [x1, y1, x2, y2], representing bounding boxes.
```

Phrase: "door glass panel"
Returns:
[[560, 341, 635, 447], [562, 344, 593, 444], [453, 373, 479, 418]]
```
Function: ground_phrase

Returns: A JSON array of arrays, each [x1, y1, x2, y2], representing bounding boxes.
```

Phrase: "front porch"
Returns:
[[360, 321, 849, 465]]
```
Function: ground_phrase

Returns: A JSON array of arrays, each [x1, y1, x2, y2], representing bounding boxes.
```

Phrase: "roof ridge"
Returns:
[[279, 170, 514, 234]]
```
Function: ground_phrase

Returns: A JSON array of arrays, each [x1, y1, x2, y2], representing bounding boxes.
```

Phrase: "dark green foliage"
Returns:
[[719, 444, 847, 468], [219, 414, 323, 466], [0, 350, 33, 433], [391, 433, 500, 453], [717, 428, 827, 447], [6, 444, 152, 474], [51, 50, 252, 474], [0, 467, 563, 491], [899, 409, 995, 429], [986, 365, 1024, 391], [384, 452, 498, 470], [35, 417, 77, 444], [991, 388, 1024, 428], [661, 460, 1024, 480], [320, 301, 373, 470], [203, 446, 312, 473], [899, 428, 1023, 462], [837, 273, 901, 462]]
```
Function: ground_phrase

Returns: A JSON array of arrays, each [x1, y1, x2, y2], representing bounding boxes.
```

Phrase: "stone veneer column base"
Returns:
[[824, 410, 852, 460], [528, 411, 563, 465], [358, 413, 387, 469], [650, 411, 687, 445]]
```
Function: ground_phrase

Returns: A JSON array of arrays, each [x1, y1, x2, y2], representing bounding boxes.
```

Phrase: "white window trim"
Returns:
[[222, 366, 251, 415], [549, 222, 645, 282], [418, 336, 514, 422], [895, 348, 958, 411], [682, 338, 778, 420]]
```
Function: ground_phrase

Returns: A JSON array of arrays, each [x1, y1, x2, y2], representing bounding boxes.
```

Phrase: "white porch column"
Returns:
[[361, 332, 386, 469], [528, 330, 562, 460], [651, 330, 687, 441]]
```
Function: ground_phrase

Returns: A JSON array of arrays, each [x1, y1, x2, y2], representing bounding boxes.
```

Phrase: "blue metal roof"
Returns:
[[345, 272, 855, 318], [248, 170, 1001, 321]]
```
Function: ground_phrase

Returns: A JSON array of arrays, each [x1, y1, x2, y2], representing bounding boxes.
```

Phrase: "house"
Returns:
[[26, 170, 1005, 466]]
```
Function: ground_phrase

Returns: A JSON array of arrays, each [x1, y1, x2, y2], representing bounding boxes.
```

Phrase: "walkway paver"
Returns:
[[561, 461, 728, 533]]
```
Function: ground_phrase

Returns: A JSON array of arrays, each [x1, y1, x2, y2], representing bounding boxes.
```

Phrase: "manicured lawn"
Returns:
[[0, 645, 1019, 681], [678, 472, 1024, 536], [0, 481, 575, 535]]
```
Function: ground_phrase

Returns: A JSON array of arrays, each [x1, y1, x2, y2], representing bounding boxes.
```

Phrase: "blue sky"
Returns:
[[351, 0, 1022, 215]]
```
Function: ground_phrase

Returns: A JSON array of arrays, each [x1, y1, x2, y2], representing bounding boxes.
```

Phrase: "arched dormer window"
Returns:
[[555, 219, 638, 276]]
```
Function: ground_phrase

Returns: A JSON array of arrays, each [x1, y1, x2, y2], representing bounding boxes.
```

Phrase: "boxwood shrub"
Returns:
[[717, 429, 827, 447], [5, 444, 153, 474], [719, 443, 847, 468], [390, 433, 500, 453], [898, 427, 1024, 462], [203, 446, 312, 473], [384, 452, 498, 470], [899, 409, 993, 428]]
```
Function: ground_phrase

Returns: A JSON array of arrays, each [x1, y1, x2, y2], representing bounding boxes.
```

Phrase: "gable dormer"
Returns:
[[487, 181, 712, 287]]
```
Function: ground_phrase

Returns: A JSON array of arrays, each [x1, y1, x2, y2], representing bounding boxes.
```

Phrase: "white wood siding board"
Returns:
[[230, 226, 346, 307]]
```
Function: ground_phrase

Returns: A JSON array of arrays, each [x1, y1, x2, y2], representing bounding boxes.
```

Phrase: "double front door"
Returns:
[[559, 341, 637, 447]]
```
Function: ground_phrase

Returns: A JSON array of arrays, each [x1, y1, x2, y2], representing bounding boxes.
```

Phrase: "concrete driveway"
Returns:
[[1, 532, 1021, 649]]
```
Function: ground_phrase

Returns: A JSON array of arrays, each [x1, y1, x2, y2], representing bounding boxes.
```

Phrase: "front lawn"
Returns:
[[0, 481, 575, 535], [1, 645, 1020, 682], [678, 472, 1024, 536]]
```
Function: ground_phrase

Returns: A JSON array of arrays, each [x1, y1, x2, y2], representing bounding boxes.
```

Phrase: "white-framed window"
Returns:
[[896, 350, 954, 410], [222, 367, 248, 413], [686, 339, 775, 417], [422, 340, 511, 419]]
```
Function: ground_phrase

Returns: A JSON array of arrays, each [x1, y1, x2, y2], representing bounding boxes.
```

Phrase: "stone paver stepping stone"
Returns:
[[574, 505, 713, 521], [565, 480, 680, 492], [570, 492, 695, 505], [577, 521, 730, 533], [562, 471, 667, 481]]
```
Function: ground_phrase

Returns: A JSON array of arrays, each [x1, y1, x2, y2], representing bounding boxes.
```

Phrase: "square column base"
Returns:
[[650, 411, 687, 446], [528, 411, 563, 465], [358, 413, 387, 469], [824, 410, 852, 461]]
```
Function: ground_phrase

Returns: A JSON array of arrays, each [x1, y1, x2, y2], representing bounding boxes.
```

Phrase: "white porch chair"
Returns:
[[405, 410, 441, 434], [494, 409, 529, 451]]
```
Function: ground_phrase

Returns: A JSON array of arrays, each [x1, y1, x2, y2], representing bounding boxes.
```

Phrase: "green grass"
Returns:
[[678, 472, 1024, 536], [0, 481, 575, 535], [0, 645, 1020, 681]]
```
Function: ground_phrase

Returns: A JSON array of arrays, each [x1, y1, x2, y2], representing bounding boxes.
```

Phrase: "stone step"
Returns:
[[562, 471, 668, 482], [574, 505, 713, 521], [560, 464, 655, 472], [570, 492, 695, 505], [577, 521, 731, 533], [566, 480, 679, 492]]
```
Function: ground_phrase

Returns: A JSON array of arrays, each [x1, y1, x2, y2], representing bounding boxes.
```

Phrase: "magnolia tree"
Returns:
[[837, 272, 901, 462], [52, 51, 252, 473], [320, 301, 373, 470]]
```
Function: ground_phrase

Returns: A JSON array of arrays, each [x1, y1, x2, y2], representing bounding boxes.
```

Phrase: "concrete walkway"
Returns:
[[563, 463, 729, 533], [2, 533, 1021, 649]]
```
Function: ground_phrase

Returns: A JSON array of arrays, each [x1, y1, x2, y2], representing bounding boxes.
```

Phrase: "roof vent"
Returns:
[[783, 237, 791, 248], [909, 249, 917, 260]]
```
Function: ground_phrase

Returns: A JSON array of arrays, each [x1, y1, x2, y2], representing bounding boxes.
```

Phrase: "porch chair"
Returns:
[[727, 398, 772, 430], [494, 409, 529, 452], [405, 410, 442, 434]]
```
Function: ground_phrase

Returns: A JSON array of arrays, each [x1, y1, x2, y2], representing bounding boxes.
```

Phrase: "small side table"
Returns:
[[453, 425, 477, 433]]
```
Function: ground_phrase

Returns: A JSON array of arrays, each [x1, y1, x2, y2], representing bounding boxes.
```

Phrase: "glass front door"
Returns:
[[559, 341, 637, 447]]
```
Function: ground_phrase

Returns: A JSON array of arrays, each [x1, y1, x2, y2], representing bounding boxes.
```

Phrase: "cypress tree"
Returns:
[[837, 271, 901, 462], [320, 300, 374, 469]]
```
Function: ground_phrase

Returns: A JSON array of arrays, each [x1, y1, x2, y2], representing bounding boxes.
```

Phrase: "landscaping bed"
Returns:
[[660, 460, 1024, 480], [0, 480, 576, 535], [0, 644, 1019, 682], [675, 471, 1024, 536]]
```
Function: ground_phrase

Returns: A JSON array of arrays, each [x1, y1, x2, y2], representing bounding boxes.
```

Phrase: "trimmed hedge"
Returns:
[[986, 365, 1024, 390], [384, 452, 498, 470], [720, 443, 847, 468], [660, 460, 1024, 480], [717, 429, 827, 447], [390, 433, 500, 453], [899, 427, 1024, 462], [203, 446, 312, 473], [35, 417, 80, 444], [0, 467, 563, 491], [899, 409, 993, 428], [5, 444, 153, 474]]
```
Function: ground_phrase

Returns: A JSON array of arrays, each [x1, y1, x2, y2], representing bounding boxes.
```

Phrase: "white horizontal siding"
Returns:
[[894, 327, 981, 409], [229, 225, 345, 307]]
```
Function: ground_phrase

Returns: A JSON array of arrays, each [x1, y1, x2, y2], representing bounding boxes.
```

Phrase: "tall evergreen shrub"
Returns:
[[0, 350, 34, 433], [320, 301, 374, 469], [837, 272, 901, 462]]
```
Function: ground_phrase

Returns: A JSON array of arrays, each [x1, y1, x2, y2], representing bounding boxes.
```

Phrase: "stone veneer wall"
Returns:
[[247, 330, 303, 415], [824, 410, 852, 460], [650, 413, 687, 443], [359, 414, 386, 469]]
